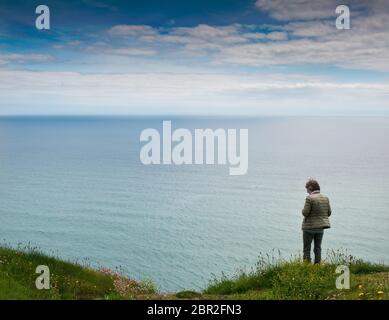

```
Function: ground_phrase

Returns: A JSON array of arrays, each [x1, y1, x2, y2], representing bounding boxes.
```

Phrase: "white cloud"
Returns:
[[0, 69, 388, 115], [283, 20, 336, 37], [96, 12, 389, 71], [108, 25, 157, 37], [2, 0, 389, 115], [255, 0, 338, 21], [0, 53, 54, 65], [105, 47, 157, 57], [214, 32, 389, 71], [258, 0, 389, 20], [265, 31, 288, 41]]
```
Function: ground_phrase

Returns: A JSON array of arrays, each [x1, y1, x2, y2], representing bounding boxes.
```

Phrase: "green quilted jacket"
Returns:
[[302, 191, 331, 230]]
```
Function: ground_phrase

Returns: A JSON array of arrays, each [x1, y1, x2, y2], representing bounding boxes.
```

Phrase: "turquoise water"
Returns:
[[0, 116, 388, 291]]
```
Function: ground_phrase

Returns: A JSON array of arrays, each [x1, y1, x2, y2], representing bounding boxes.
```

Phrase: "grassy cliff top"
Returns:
[[0, 246, 388, 300]]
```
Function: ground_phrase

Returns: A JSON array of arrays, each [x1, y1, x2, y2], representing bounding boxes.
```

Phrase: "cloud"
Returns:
[[95, 0, 389, 72], [283, 20, 336, 37], [4, 16, 389, 74], [0, 53, 54, 65], [214, 29, 389, 71], [108, 25, 157, 37], [108, 24, 289, 46], [265, 31, 288, 41], [1, 69, 388, 115], [52, 40, 82, 50], [255, 0, 337, 21], [103, 47, 157, 57], [2, 0, 389, 115]]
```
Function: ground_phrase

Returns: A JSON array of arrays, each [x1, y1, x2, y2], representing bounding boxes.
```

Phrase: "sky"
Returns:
[[0, 0, 388, 115]]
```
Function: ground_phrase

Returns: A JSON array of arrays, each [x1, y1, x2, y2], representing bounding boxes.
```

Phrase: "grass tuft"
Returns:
[[204, 250, 389, 300], [0, 244, 157, 300]]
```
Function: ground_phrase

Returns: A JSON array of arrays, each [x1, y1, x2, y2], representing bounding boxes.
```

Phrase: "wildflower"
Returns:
[[358, 292, 365, 297], [377, 291, 384, 295], [358, 284, 363, 290]]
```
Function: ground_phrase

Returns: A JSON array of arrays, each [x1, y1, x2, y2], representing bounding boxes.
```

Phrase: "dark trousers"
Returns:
[[303, 230, 324, 264]]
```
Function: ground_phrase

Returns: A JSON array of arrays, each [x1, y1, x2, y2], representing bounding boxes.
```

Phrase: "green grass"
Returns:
[[0, 245, 157, 299], [0, 245, 387, 300], [203, 250, 389, 300], [175, 290, 202, 299]]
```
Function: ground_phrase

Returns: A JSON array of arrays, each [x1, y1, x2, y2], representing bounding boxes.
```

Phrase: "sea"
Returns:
[[0, 116, 388, 292]]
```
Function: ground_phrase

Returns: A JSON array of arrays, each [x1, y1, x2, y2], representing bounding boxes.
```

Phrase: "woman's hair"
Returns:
[[305, 179, 320, 191]]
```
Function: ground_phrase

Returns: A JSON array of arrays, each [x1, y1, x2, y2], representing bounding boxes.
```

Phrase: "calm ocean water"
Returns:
[[0, 116, 388, 291]]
